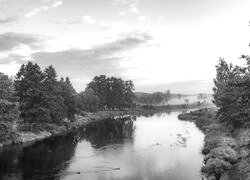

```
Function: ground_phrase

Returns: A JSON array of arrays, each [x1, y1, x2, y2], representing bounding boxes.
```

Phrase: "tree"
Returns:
[[213, 58, 248, 127], [15, 62, 48, 126], [0, 73, 19, 143], [87, 75, 108, 108], [87, 75, 135, 110], [0, 72, 18, 123], [134, 91, 170, 105], [0, 73, 14, 101], [42, 66, 66, 124], [58, 77, 78, 120], [123, 80, 135, 108], [15, 62, 80, 126], [77, 88, 100, 112]]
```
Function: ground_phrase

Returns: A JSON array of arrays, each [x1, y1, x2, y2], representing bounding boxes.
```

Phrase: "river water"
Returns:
[[0, 111, 204, 180]]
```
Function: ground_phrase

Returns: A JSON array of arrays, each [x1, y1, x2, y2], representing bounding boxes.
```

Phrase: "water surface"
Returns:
[[0, 111, 204, 180]]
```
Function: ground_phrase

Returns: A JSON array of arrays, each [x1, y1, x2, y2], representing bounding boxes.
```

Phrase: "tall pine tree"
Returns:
[[42, 66, 66, 124], [15, 62, 48, 126]]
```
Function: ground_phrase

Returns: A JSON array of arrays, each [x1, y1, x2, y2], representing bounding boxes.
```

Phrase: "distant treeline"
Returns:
[[213, 56, 250, 128], [0, 62, 134, 127], [134, 92, 210, 105], [84, 75, 135, 110], [134, 91, 171, 105]]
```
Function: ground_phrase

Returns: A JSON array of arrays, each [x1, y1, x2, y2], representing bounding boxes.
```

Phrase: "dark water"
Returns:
[[0, 111, 204, 180]]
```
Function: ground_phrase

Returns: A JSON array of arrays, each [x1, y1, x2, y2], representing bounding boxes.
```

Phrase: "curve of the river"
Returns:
[[0, 111, 204, 180]]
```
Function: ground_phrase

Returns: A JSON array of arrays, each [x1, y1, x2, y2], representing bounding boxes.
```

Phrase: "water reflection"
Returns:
[[0, 112, 204, 180], [84, 116, 134, 148], [0, 133, 78, 180]]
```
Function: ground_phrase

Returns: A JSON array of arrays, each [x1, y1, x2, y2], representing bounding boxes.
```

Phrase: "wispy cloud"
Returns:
[[51, 1, 63, 8], [138, 16, 149, 22], [116, 0, 141, 16], [0, 32, 43, 52], [52, 18, 82, 25], [31, 31, 152, 80], [25, 1, 63, 18], [111, 0, 140, 6], [158, 16, 165, 22], [118, 12, 126, 16], [128, 7, 139, 13], [82, 15, 96, 24], [0, 17, 18, 25], [0, 53, 29, 65]]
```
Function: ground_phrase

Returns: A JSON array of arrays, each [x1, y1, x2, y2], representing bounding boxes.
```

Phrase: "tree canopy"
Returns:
[[14, 62, 78, 126], [0, 62, 136, 128], [87, 75, 135, 109], [213, 57, 250, 127]]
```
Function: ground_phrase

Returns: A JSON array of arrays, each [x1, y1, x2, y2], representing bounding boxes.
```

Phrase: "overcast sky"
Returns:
[[0, 0, 250, 94]]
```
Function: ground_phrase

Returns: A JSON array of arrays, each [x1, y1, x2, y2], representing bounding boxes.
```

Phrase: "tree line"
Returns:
[[0, 61, 135, 127], [134, 91, 170, 105], [213, 56, 250, 128]]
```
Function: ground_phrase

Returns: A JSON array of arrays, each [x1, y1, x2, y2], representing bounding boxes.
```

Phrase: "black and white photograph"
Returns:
[[0, 0, 250, 179]]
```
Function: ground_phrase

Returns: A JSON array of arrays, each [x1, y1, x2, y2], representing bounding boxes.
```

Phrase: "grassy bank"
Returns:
[[178, 108, 250, 180]]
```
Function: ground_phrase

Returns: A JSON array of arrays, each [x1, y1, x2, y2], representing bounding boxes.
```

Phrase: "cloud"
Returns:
[[52, 18, 82, 25], [0, 53, 29, 65], [51, 1, 63, 8], [83, 15, 96, 24], [128, 7, 138, 13], [0, 17, 17, 25], [111, 0, 140, 6], [138, 16, 148, 22], [25, 0, 63, 18], [158, 16, 165, 21], [31, 32, 152, 87], [0, 32, 43, 52], [112, 0, 140, 15], [119, 12, 126, 16], [25, 8, 41, 18]]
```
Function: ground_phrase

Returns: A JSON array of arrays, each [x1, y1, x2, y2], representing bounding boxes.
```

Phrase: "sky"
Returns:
[[1, 0, 250, 94]]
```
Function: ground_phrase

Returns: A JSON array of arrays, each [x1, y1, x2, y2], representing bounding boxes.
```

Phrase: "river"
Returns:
[[0, 111, 204, 180]]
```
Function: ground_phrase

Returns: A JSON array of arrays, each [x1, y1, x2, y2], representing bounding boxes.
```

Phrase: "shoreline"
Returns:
[[0, 103, 209, 151], [178, 108, 250, 180], [0, 110, 135, 150]]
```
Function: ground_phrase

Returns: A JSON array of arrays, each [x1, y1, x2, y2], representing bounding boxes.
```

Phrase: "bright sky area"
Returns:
[[1, 0, 250, 93]]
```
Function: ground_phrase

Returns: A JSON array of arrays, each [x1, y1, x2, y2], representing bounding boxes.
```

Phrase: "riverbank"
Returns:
[[0, 103, 208, 150], [0, 110, 133, 149], [178, 108, 250, 180]]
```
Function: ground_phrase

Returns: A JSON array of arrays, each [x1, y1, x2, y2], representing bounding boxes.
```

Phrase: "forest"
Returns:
[[0, 62, 135, 130]]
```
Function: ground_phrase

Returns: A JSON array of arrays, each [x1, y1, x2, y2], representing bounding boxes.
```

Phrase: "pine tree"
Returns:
[[58, 77, 77, 121], [42, 66, 66, 124], [15, 62, 48, 126]]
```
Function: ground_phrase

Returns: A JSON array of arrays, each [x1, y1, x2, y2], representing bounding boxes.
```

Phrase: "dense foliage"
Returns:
[[213, 57, 250, 128], [0, 62, 136, 128], [0, 73, 19, 142], [14, 62, 77, 126], [87, 75, 135, 110], [77, 88, 100, 112], [0, 73, 18, 122]]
